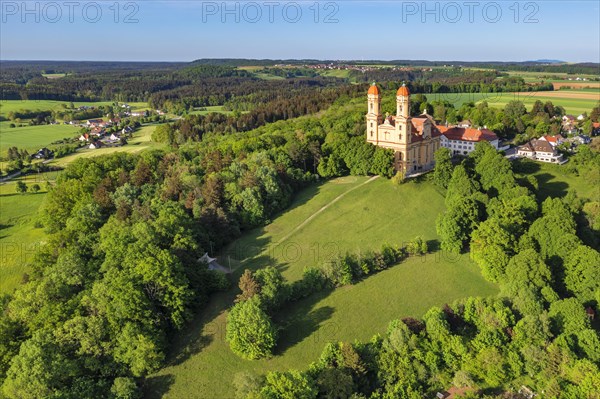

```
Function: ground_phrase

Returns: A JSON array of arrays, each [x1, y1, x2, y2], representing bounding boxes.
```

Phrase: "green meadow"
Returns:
[[145, 176, 498, 398], [0, 100, 148, 118], [0, 122, 80, 155], [0, 172, 61, 294]]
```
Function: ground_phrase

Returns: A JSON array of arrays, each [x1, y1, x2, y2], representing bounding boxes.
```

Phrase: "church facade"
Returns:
[[366, 83, 442, 174]]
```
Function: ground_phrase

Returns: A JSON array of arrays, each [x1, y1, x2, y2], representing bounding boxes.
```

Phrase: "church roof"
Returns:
[[368, 83, 380, 95], [411, 118, 443, 141], [397, 83, 410, 97]]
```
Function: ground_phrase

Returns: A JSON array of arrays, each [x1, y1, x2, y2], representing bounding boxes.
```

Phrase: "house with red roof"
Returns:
[[439, 126, 499, 156], [539, 134, 565, 147], [592, 122, 600, 137]]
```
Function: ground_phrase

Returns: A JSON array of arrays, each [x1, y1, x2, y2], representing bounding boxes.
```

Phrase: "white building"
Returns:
[[517, 139, 564, 163], [439, 127, 499, 156]]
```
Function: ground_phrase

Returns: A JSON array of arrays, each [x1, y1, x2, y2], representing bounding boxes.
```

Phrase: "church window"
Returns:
[[370, 103, 373, 111], [370, 122, 373, 128], [398, 134, 401, 140], [370, 131, 373, 137]]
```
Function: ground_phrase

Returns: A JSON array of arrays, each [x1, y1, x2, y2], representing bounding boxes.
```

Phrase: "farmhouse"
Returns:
[[592, 122, 600, 136], [439, 126, 499, 155], [517, 139, 564, 163], [78, 133, 90, 141], [366, 83, 442, 173]]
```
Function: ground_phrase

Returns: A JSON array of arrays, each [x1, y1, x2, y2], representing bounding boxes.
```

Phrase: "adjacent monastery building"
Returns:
[[366, 82, 500, 172]]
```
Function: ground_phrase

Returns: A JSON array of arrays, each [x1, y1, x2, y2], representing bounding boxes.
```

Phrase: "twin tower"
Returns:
[[366, 82, 441, 174]]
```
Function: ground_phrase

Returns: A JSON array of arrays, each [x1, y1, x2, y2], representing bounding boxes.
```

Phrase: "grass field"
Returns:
[[0, 172, 61, 293], [0, 122, 81, 155], [145, 176, 499, 398], [429, 90, 599, 115], [521, 160, 600, 201], [49, 124, 163, 167], [188, 106, 235, 116], [0, 100, 149, 118]]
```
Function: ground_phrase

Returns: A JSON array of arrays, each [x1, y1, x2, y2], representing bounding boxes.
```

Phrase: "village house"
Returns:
[[573, 134, 591, 145], [517, 139, 565, 163], [592, 122, 600, 136], [90, 127, 105, 137], [539, 134, 564, 147], [439, 126, 499, 155], [33, 148, 53, 159], [89, 141, 103, 150], [109, 133, 120, 141], [87, 119, 104, 127], [455, 119, 472, 128], [78, 133, 90, 141]]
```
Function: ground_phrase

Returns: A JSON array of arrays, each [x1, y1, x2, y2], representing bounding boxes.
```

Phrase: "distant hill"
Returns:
[[527, 59, 565, 64]]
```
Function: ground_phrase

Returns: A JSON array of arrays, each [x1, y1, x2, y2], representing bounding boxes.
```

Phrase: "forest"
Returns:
[[0, 60, 599, 398], [223, 143, 600, 399]]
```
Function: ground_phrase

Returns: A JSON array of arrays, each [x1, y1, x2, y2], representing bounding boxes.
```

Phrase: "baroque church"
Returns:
[[366, 83, 442, 174]]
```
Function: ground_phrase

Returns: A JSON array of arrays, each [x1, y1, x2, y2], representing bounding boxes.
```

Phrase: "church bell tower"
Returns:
[[366, 82, 382, 144]]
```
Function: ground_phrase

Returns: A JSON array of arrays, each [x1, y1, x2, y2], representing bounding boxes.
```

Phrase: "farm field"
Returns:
[[145, 176, 499, 398], [0, 171, 61, 294], [0, 122, 80, 156], [430, 89, 599, 115], [0, 100, 149, 118]]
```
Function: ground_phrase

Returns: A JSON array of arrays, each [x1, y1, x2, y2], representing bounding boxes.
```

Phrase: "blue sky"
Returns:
[[1, 1, 599, 62]]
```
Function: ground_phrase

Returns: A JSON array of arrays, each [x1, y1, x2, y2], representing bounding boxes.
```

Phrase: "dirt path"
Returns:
[[275, 175, 380, 246]]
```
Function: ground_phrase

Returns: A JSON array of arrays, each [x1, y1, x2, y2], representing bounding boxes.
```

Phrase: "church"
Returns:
[[366, 82, 442, 174]]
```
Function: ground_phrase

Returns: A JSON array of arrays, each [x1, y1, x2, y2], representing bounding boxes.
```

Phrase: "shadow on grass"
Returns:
[[534, 172, 570, 199], [274, 290, 335, 356], [426, 239, 441, 252], [158, 181, 348, 374], [142, 374, 175, 399]]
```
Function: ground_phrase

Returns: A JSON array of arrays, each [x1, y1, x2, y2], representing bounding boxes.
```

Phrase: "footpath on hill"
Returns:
[[275, 175, 380, 246]]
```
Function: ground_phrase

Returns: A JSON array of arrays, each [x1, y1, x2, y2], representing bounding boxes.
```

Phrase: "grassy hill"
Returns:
[[145, 176, 498, 398]]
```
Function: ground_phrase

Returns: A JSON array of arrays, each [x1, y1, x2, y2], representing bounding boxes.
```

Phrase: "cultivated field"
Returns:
[[430, 89, 599, 115], [0, 122, 80, 156], [0, 100, 148, 118], [145, 176, 499, 398]]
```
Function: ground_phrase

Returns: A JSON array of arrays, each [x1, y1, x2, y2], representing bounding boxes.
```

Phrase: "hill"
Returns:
[[145, 176, 498, 398]]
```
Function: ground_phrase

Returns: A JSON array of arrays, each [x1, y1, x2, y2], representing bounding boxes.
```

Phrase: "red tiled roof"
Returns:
[[593, 122, 600, 129], [411, 118, 442, 141], [439, 127, 498, 142], [542, 134, 564, 143]]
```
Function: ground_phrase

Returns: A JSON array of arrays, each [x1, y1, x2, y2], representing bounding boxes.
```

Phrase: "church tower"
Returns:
[[395, 83, 411, 145], [366, 82, 382, 144]]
